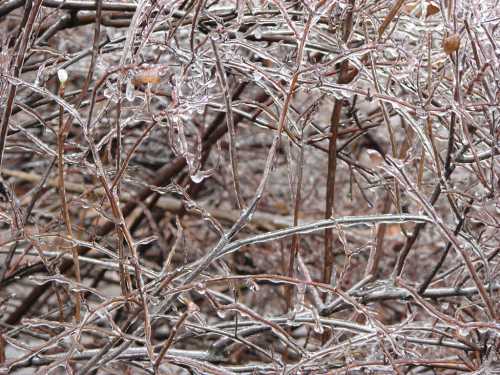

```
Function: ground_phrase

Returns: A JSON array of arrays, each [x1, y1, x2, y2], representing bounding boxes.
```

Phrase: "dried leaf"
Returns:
[[402, 1, 440, 17]]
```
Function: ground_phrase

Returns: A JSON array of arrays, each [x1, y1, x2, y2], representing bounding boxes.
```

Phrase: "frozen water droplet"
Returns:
[[245, 278, 260, 292], [254, 27, 262, 40], [126, 80, 135, 102], [207, 79, 216, 88], [458, 327, 469, 337], [253, 71, 263, 82], [286, 309, 300, 327], [338, 88, 354, 98], [294, 284, 306, 313], [311, 307, 324, 334], [103, 88, 113, 99], [216, 309, 227, 319], [477, 327, 488, 334], [190, 170, 209, 184], [415, 106, 428, 119], [330, 266, 337, 288], [195, 281, 206, 295]]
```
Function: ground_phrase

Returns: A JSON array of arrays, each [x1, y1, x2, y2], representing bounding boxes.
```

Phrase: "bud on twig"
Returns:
[[443, 34, 460, 55], [57, 68, 68, 86]]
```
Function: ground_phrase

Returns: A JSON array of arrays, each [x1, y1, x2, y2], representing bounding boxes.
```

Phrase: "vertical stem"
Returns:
[[210, 37, 245, 209], [323, 98, 341, 284], [114, 92, 130, 298], [0, 0, 43, 170], [57, 82, 81, 322], [286, 127, 306, 312], [323, 0, 355, 287]]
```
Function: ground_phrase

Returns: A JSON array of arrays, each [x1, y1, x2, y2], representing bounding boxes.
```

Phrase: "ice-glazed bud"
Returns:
[[132, 65, 165, 85], [134, 68, 161, 84], [57, 69, 68, 85], [443, 33, 460, 55]]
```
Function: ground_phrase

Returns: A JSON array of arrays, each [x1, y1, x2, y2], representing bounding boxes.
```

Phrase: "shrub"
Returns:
[[0, 0, 498, 373]]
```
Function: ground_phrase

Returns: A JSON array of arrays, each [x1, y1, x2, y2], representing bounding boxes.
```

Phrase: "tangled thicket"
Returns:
[[0, 0, 499, 374]]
